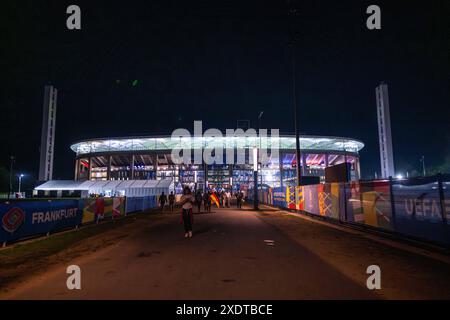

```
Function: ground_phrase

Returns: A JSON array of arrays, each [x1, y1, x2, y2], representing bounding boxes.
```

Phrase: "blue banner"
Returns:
[[392, 183, 450, 244], [0, 200, 82, 243], [272, 187, 286, 208]]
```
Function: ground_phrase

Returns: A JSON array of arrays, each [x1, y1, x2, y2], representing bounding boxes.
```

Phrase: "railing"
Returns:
[[249, 174, 450, 246], [0, 196, 159, 246]]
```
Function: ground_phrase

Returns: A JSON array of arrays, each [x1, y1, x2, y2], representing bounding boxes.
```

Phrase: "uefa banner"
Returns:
[[272, 187, 286, 207], [392, 181, 450, 244], [0, 200, 82, 243]]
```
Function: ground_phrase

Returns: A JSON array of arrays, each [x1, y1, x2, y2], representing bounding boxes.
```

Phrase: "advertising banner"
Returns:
[[272, 187, 286, 208], [1, 200, 82, 243], [360, 181, 392, 230], [267, 188, 273, 205], [81, 197, 125, 223], [286, 186, 296, 209], [393, 182, 449, 244], [295, 186, 303, 211], [303, 185, 320, 215], [346, 181, 363, 223]]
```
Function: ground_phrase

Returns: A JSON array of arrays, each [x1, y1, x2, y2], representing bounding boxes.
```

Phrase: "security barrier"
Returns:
[[0, 196, 158, 245], [249, 174, 450, 246], [125, 196, 158, 213]]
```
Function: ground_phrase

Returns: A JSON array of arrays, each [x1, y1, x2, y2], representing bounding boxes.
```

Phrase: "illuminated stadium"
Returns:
[[69, 134, 364, 190]]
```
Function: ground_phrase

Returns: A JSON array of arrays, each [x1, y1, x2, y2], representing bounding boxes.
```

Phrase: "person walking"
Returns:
[[195, 190, 203, 213], [178, 186, 195, 238], [220, 190, 225, 207], [225, 190, 231, 207], [168, 191, 175, 212], [203, 190, 211, 213], [236, 190, 243, 209], [159, 192, 167, 212]]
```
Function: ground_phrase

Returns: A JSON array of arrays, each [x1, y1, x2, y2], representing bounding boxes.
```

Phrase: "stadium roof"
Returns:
[[70, 135, 364, 156]]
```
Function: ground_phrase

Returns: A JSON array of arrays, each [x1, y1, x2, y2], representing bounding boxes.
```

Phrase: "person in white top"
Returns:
[[178, 186, 195, 238], [225, 190, 231, 207]]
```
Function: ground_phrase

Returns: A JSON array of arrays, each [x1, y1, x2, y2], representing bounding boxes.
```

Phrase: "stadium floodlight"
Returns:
[[18, 173, 25, 195]]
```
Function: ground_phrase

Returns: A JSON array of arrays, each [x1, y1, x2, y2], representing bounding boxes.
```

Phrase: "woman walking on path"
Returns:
[[178, 186, 195, 238]]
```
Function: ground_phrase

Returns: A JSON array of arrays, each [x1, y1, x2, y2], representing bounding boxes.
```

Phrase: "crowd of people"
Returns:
[[158, 188, 245, 213]]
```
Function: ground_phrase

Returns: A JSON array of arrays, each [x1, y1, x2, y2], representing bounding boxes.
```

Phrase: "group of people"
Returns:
[[157, 187, 246, 238], [158, 189, 245, 213]]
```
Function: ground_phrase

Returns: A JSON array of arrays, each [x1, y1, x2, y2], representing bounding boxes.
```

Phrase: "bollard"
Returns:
[[2, 241, 6, 248], [46, 232, 50, 237]]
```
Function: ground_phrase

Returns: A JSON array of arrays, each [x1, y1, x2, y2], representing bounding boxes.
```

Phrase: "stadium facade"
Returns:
[[69, 134, 364, 191]]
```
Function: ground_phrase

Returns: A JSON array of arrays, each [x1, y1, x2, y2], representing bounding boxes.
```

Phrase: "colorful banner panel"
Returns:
[[345, 181, 392, 230], [360, 181, 392, 230], [81, 197, 125, 223], [303, 185, 319, 215], [286, 186, 296, 209], [252, 176, 450, 245], [1, 200, 82, 243]]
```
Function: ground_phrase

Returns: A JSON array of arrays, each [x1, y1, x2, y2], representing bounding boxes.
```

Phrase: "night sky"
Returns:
[[1, 0, 449, 184]]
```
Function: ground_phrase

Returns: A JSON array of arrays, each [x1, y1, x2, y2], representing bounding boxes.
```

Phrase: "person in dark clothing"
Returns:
[[203, 190, 211, 212], [168, 191, 175, 212], [195, 190, 203, 213], [236, 191, 243, 209], [219, 191, 224, 206], [159, 192, 167, 212]]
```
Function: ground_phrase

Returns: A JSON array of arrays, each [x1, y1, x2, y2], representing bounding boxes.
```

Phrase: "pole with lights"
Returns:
[[288, 2, 302, 186], [253, 147, 259, 210], [18, 174, 24, 196], [258, 111, 264, 199]]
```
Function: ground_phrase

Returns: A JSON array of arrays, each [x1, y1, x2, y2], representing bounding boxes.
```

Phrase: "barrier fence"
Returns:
[[0, 195, 159, 245], [249, 174, 450, 246]]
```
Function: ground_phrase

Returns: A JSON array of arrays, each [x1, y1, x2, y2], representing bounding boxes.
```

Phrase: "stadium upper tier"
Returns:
[[70, 135, 364, 156]]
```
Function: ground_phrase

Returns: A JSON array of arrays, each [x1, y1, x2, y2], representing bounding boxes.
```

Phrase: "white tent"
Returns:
[[35, 179, 174, 198]]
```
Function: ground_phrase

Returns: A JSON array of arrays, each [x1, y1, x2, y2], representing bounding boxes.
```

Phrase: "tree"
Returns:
[[0, 167, 10, 192]]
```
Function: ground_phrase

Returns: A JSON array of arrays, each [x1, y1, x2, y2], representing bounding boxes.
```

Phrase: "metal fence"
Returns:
[[249, 174, 450, 246], [0, 195, 159, 245]]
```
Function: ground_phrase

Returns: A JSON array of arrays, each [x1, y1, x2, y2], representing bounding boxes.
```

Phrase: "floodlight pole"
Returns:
[[253, 147, 259, 210], [18, 174, 24, 194], [289, 4, 302, 186], [8, 156, 14, 200], [258, 111, 264, 197]]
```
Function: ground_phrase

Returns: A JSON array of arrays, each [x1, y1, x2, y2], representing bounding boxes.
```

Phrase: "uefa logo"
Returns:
[[2, 207, 25, 233]]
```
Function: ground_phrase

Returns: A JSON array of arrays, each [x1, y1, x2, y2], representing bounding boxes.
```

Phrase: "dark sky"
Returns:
[[1, 0, 449, 182]]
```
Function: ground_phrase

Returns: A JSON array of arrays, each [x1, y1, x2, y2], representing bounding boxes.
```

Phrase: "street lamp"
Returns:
[[18, 174, 24, 195], [253, 147, 259, 210]]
